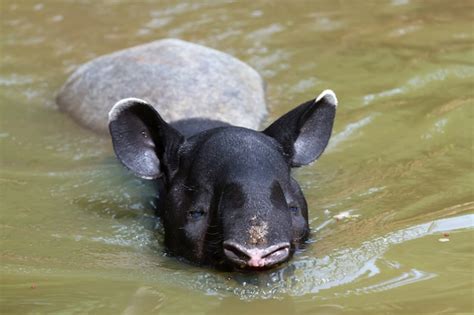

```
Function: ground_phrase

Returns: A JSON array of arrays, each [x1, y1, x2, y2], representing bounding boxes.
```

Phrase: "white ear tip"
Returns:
[[108, 97, 149, 123], [315, 89, 338, 106]]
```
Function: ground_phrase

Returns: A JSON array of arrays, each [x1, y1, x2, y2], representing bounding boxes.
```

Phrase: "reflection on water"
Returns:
[[1, 0, 473, 314], [184, 214, 473, 300]]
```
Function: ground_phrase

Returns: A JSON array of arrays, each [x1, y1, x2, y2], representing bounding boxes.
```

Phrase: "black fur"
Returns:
[[109, 93, 336, 270]]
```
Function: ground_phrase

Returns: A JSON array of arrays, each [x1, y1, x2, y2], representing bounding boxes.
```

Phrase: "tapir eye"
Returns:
[[289, 206, 299, 214], [188, 209, 206, 220]]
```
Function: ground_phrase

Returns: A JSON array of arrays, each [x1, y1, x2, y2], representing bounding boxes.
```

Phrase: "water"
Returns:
[[1, 0, 473, 314]]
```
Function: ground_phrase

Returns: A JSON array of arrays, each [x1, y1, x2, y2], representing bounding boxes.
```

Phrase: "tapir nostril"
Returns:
[[262, 243, 290, 259], [223, 241, 291, 268], [223, 242, 252, 262]]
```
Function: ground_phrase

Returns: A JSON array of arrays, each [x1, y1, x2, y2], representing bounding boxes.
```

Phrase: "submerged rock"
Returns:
[[56, 38, 267, 134]]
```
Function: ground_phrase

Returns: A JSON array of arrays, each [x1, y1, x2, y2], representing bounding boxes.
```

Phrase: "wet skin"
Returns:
[[109, 90, 337, 270]]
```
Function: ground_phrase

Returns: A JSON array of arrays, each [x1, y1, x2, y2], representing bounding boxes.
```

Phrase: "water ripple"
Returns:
[[184, 213, 473, 299], [344, 268, 436, 295], [363, 66, 474, 105], [327, 115, 376, 150]]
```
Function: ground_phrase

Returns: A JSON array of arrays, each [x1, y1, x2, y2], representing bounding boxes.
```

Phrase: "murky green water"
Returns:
[[1, 0, 473, 314]]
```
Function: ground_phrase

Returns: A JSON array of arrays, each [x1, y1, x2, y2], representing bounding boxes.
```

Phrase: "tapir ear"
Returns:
[[263, 89, 337, 167], [108, 98, 184, 180]]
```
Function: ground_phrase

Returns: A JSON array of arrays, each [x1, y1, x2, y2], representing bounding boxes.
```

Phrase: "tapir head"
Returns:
[[108, 90, 337, 270]]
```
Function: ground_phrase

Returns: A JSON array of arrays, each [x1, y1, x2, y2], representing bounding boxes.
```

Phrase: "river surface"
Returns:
[[1, 1, 473, 314]]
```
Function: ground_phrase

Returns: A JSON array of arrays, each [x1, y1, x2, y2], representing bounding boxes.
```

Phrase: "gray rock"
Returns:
[[56, 39, 267, 134]]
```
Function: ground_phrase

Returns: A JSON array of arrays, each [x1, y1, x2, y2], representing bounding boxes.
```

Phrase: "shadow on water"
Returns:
[[50, 157, 165, 253], [56, 157, 474, 300]]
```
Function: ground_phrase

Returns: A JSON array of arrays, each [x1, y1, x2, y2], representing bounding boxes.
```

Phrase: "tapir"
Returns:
[[108, 89, 337, 270]]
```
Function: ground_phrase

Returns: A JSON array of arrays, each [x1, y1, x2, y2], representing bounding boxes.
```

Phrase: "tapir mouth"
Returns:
[[223, 241, 291, 270]]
